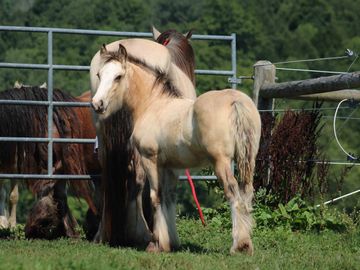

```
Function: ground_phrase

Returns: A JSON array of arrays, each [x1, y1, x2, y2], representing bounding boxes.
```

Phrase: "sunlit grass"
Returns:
[[0, 219, 359, 270]]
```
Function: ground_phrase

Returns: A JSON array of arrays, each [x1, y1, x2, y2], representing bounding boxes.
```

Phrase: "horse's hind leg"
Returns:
[[215, 159, 254, 255], [0, 180, 9, 229], [141, 157, 172, 252], [159, 169, 180, 249], [8, 181, 18, 228]]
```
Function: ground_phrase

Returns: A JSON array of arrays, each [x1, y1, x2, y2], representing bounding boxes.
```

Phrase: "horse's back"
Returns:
[[76, 90, 92, 102]]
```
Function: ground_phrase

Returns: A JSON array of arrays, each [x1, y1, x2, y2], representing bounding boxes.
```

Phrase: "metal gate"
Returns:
[[0, 25, 238, 181]]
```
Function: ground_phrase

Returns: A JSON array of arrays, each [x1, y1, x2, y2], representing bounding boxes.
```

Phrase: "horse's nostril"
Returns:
[[91, 99, 104, 113], [91, 102, 98, 111]]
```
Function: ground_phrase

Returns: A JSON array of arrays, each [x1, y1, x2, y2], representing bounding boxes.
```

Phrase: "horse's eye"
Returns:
[[114, 75, 122, 82], [96, 72, 100, 79]]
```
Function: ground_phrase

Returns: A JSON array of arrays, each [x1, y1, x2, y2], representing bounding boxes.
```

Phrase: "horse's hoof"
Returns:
[[143, 231, 153, 244], [0, 216, 9, 229], [146, 241, 161, 253], [230, 239, 254, 256]]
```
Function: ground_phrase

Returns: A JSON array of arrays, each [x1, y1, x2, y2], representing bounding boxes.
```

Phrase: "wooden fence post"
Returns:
[[253, 60, 276, 111], [253, 61, 276, 187]]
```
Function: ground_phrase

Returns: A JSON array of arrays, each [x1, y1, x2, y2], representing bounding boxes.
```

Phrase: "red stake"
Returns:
[[185, 169, 206, 226]]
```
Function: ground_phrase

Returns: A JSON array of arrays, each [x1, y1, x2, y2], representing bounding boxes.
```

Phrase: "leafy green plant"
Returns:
[[201, 188, 355, 233], [0, 224, 25, 240], [202, 203, 231, 229], [254, 189, 355, 232]]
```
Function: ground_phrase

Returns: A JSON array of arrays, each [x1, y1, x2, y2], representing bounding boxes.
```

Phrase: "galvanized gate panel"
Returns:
[[0, 26, 237, 180]]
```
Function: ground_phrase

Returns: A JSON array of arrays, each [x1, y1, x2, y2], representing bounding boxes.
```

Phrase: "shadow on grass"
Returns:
[[107, 241, 215, 254], [114, 242, 211, 254], [0, 228, 11, 239], [177, 242, 214, 254]]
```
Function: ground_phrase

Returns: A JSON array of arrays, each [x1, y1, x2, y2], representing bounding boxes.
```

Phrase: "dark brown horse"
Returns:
[[89, 28, 196, 247], [0, 86, 100, 239]]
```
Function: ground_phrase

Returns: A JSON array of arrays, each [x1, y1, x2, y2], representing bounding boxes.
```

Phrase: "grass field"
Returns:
[[0, 219, 359, 270]]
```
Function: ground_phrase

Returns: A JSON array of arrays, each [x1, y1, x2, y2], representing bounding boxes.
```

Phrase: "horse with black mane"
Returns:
[[91, 41, 261, 254], [89, 28, 197, 246], [0, 85, 100, 239]]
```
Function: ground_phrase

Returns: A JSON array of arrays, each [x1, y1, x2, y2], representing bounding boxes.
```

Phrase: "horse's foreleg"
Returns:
[[141, 157, 171, 252], [8, 181, 18, 228], [160, 169, 180, 249], [54, 180, 79, 238], [215, 159, 254, 255], [93, 201, 106, 243], [126, 156, 152, 245], [93, 216, 104, 243], [0, 180, 9, 229]]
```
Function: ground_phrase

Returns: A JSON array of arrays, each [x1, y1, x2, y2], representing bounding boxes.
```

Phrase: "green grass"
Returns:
[[0, 219, 359, 270]]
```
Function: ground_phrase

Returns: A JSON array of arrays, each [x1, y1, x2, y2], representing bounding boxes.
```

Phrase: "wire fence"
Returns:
[[0, 25, 237, 180], [256, 53, 360, 206]]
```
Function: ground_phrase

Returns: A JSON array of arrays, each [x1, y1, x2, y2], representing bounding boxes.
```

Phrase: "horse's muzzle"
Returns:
[[91, 99, 105, 114]]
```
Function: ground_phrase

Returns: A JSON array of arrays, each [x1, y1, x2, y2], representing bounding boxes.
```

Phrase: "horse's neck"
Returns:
[[168, 48, 195, 85], [125, 65, 168, 121], [125, 62, 196, 123], [169, 63, 196, 100]]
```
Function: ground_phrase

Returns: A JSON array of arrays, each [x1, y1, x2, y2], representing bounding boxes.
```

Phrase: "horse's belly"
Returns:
[[158, 144, 209, 169]]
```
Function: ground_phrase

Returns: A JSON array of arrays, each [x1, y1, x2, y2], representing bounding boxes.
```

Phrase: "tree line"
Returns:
[[1, 0, 360, 204], [0, 0, 359, 94]]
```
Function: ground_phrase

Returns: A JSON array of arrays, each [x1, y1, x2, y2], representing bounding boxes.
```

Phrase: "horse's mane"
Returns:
[[102, 52, 182, 98], [0, 87, 76, 172], [0, 85, 97, 214], [99, 107, 134, 245], [156, 29, 196, 85]]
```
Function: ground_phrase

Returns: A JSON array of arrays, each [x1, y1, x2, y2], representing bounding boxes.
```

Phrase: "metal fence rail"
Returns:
[[0, 25, 237, 180]]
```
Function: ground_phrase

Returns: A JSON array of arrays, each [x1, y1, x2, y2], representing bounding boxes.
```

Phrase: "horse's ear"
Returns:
[[100, 44, 107, 56], [152, 26, 161, 40], [184, 29, 193, 39], [118, 44, 128, 61]]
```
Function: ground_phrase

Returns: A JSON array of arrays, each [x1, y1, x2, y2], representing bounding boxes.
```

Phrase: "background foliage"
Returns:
[[1, 0, 360, 217], [1, 0, 359, 93]]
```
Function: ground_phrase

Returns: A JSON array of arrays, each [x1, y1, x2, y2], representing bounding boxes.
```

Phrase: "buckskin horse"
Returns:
[[91, 44, 261, 255], [89, 29, 197, 246]]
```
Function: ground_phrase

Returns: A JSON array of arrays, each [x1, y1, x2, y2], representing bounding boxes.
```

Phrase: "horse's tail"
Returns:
[[233, 100, 261, 187]]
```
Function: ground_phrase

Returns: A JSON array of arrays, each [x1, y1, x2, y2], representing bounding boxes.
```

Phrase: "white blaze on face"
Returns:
[[92, 61, 124, 114]]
